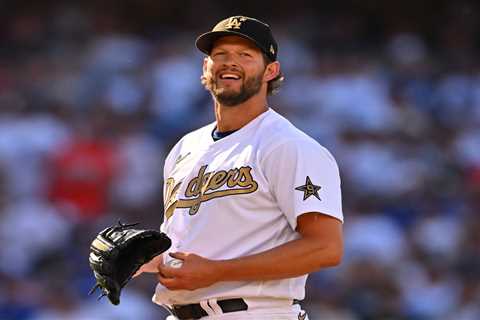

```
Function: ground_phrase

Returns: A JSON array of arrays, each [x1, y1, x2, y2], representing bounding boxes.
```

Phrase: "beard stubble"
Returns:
[[203, 69, 264, 107]]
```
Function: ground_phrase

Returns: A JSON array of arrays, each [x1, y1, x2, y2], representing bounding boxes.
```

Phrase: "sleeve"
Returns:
[[261, 138, 343, 230]]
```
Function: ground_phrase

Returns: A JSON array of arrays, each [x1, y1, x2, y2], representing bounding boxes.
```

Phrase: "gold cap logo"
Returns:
[[224, 17, 247, 30]]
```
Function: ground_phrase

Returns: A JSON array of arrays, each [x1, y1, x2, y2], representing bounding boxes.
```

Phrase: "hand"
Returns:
[[133, 254, 164, 278], [157, 252, 222, 291]]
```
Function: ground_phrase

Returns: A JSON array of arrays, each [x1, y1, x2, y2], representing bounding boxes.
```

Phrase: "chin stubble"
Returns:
[[205, 72, 264, 107]]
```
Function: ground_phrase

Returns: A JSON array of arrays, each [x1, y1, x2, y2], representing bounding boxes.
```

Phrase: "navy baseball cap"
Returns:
[[195, 16, 278, 61]]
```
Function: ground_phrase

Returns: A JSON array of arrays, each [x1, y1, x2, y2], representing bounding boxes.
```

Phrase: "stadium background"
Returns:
[[0, 1, 479, 319]]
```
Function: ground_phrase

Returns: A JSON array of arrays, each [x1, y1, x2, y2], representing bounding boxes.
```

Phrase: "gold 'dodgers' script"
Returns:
[[164, 165, 258, 219]]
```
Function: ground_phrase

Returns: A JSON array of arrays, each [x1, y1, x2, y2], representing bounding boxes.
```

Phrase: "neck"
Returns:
[[214, 94, 269, 132]]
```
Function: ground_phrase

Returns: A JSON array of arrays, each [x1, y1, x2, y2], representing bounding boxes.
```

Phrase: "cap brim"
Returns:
[[195, 31, 265, 56]]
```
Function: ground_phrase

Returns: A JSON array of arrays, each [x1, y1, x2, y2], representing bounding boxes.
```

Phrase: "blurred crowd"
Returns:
[[0, 1, 479, 319]]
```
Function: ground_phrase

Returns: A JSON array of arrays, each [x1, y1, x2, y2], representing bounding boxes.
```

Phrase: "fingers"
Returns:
[[158, 262, 181, 278], [157, 273, 175, 288], [133, 263, 150, 278], [157, 252, 187, 290], [149, 254, 165, 264], [132, 269, 142, 278], [157, 273, 187, 291], [169, 251, 188, 260], [156, 252, 212, 291], [159, 252, 189, 277], [134, 254, 165, 276]]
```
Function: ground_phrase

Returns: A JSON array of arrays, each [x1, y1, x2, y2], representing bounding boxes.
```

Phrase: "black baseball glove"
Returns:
[[88, 221, 171, 305]]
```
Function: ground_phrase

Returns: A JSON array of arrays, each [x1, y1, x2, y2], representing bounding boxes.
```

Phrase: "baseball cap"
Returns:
[[195, 16, 278, 61]]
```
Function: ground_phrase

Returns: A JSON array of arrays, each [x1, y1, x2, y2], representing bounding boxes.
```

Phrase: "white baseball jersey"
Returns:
[[153, 108, 343, 306]]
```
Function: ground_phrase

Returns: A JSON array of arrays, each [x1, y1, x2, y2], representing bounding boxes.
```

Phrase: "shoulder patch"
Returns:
[[295, 176, 321, 201]]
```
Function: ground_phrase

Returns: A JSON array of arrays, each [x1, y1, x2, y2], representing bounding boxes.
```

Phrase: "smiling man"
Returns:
[[136, 16, 344, 320]]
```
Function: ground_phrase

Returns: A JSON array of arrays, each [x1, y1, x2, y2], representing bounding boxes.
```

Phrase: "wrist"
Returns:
[[211, 259, 229, 282]]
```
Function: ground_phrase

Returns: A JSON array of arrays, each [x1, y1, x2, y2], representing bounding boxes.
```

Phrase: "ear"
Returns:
[[202, 57, 209, 75], [263, 61, 280, 82]]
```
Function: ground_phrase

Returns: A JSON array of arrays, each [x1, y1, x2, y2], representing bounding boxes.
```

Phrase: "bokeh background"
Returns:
[[1, 1, 480, 319]]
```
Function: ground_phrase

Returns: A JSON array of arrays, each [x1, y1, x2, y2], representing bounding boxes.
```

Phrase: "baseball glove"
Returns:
[[88, 221, 171, 305]]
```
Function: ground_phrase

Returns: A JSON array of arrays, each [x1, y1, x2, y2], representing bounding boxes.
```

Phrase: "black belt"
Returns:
[[168, 298, 248, 319], [168, 298, 301, 319]]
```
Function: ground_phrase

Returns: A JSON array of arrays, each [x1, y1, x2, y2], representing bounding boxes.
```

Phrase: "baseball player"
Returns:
[[137, 16, 344, 319]]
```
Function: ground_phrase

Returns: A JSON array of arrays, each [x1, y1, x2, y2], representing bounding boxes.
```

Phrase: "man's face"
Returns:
[[202, 36, 267, 106]]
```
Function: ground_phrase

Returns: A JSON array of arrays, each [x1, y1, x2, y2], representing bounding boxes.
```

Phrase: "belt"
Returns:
[[168, 298, 301, 320], [168, 298, 248, 320]]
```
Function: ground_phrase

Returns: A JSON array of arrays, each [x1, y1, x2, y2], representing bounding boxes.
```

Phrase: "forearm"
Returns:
[[157, 214, 343, 291], [214, 236, 342, 282]]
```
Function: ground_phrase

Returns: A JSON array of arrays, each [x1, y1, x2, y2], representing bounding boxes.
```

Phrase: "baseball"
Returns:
[[167, 259, 183, 268]]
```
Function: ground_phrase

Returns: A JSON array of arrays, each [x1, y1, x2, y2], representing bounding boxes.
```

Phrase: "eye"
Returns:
[[240, 52, 252, 57]]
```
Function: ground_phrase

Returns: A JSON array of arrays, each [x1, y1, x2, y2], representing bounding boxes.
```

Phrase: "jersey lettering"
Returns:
[[164, 177, 182, 220], [165, 165, 258, 219]]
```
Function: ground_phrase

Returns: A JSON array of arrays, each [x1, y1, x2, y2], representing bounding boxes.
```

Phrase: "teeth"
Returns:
[[220, 73, 240, 80]]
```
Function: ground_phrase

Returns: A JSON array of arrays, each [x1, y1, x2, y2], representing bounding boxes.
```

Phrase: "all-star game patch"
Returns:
[[295, 176, 321, 201]]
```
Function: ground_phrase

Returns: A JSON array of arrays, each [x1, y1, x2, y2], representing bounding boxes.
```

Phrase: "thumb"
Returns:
[[169, 252, 188, 260]]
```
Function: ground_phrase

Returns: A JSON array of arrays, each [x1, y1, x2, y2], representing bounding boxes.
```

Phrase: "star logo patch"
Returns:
[[295, 176, 321, 201]]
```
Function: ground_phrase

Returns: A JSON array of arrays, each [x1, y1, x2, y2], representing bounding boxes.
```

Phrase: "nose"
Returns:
[[219, 52, 239, 68]]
